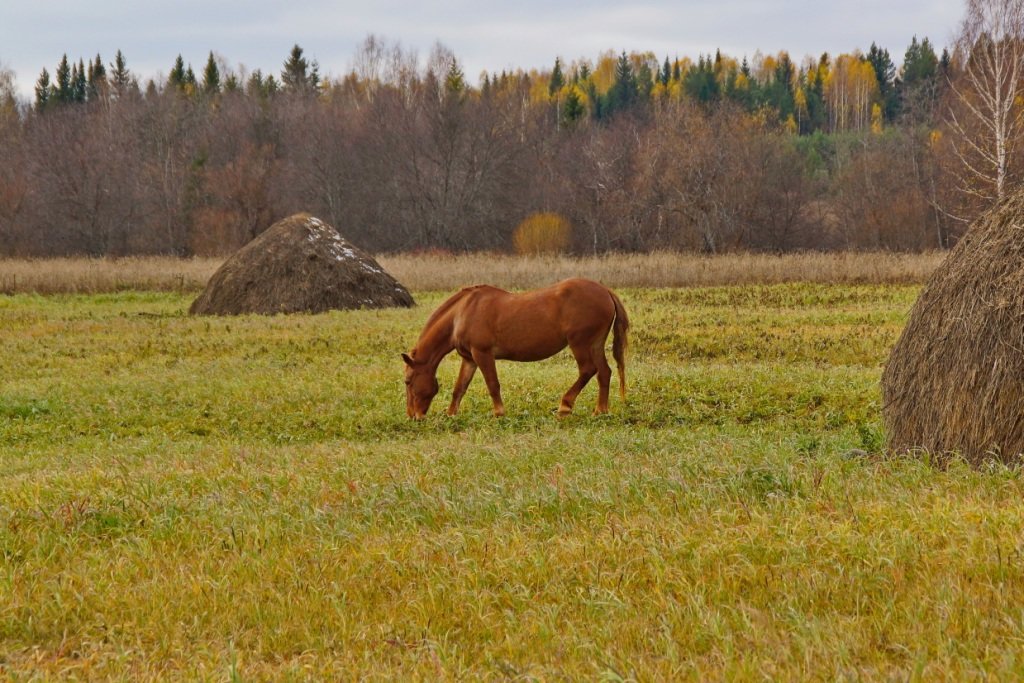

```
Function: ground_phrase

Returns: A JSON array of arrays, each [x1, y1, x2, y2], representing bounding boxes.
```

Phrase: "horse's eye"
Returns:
[[404, 378, 411, 386]]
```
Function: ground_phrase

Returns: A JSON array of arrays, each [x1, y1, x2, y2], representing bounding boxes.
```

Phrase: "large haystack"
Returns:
[[189, 213, 414, 315], [882, 191, 1024, 463]]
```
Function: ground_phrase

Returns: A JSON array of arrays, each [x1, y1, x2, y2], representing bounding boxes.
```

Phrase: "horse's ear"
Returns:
[[401, 352, 415, 366]]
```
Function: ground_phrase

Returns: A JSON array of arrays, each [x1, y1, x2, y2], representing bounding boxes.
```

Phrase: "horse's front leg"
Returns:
[[447, 356, 477, 416], [471, 349, 505, 417]]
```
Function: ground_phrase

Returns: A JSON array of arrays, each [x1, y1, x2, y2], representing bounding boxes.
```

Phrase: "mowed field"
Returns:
[[4, 272, 1024, 678]]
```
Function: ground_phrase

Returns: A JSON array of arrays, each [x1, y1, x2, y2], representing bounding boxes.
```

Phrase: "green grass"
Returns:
[[3, 284, 1024, 679]]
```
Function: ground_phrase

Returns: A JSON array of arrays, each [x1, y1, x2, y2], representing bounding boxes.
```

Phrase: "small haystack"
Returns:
[[189, 213, 414, 315], [882, 191, 1024, 463]]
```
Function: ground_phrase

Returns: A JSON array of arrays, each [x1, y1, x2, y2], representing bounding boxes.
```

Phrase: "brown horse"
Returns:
[[402, 278, 629, 419]]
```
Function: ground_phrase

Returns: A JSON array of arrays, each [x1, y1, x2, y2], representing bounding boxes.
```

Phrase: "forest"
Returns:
[[0, 35, 995, 256]]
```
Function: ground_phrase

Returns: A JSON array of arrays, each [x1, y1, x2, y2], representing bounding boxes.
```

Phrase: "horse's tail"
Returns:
[[610, 290, 630, 401]]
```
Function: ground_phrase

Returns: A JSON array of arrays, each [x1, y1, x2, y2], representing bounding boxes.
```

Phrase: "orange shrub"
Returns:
[[512, 212, 572, 255]]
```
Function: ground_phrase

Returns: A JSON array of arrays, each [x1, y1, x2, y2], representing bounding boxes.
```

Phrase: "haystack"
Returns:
[[189, 213, 414, 315], [882, 191, 1024, 463]]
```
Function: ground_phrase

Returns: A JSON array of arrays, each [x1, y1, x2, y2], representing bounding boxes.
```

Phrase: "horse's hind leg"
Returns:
[[593, 339, 612, 415], [559, 343, 597, 416], [447, 356, 477, 416]]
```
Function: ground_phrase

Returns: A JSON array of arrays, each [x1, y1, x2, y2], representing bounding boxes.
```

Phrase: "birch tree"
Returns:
[[949, 0, 1024, 202]]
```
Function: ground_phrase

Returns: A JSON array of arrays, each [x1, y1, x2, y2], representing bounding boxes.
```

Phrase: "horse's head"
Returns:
[[402, 351, 439, 419]]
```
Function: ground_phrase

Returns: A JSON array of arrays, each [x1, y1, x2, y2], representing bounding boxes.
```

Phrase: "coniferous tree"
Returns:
[[282, 44, 311, 91], [265, 74, 280, 95], [899, 36, 939, 124], [636, 60, 654, 100], [684, 55, 719, 103], [606, 52, 637, 116], [562, 88, 586, 126], [88, 54, 106, 101], [769, 52, 796, 121], [34, 68, 52, 112], [444, 57, 465, 94], [184, 66, 196, 88], [246, 69, 265, 97], [202, 52, 221, 95], [168, 55, 186, 90], [867, 43, 898, 121], [70, 61, 80, 102], [55, 54, 72, 104], [805, 57, 828, 132], [111, 50, 130, 97], [73, 58, 87, 102], [309, 60, 321, 91], [549, 57, 564, 96], [660, 56, 671, 86]]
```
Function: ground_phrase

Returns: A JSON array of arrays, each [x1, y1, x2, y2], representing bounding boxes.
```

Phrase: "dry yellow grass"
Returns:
[[0, 251, 946, 294], [0, 256, 218, 294]]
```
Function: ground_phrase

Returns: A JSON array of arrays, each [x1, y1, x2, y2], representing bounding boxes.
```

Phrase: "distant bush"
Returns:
[[513, 213, 572, 255]]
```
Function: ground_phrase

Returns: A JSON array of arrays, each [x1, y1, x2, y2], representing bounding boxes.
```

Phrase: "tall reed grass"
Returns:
[[0, 251, 945, 294]]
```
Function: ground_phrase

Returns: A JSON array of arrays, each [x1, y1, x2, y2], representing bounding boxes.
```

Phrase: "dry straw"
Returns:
[[0, 251, 944, 295], [189, 213, 414, 315], [882, 193, 1024, 464]]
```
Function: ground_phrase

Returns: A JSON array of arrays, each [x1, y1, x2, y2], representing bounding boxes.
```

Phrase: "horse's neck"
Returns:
[[416, 307, 456, 367]]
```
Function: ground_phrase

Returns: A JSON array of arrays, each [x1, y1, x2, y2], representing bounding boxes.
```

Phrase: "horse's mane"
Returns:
[[415, 286, 488, 350]]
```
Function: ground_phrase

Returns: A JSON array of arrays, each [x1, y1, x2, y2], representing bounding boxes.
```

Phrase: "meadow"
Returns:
[[3, 272, 1024, 679]]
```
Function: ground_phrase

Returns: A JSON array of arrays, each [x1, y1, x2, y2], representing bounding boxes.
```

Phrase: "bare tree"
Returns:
[[949, 0, 1024, 203]]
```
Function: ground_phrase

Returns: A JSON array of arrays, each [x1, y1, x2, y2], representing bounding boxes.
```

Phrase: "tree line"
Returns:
[[0, 32, 1000, 257]]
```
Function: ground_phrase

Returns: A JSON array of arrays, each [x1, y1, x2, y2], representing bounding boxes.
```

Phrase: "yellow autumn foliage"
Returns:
[[513, 212, 572, 255]]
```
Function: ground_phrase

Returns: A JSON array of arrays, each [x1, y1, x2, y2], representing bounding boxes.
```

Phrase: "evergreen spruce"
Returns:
[[88, 54, 106, 101], [111, 50, 130, 98], [636, 60, 654, 100], [684, 55, 719, 103], [202, 52, 221, 95], [444, 58, 465, 95], [264, 74, 280, 95], [899, 36, 939, 123], [73, 58, 87, 103], [549, 57, 564, 96], [168, 55, 186, 90], [867, 43, 898, 121], [606, 52, 637, 116], [55, 54, 72, 104], [561, 88, 586, 126], [34, 68, 52, 112], [770, 52, 796, 120], [282, 44, 311, 91], [310, 60, 321, 92]]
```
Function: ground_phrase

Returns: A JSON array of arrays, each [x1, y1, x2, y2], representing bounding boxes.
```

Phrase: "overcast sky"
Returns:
[[2, 1, 963, 98]]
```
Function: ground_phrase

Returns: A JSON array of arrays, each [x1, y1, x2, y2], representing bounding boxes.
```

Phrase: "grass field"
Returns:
[[4, 283, 1024, 679]]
